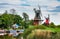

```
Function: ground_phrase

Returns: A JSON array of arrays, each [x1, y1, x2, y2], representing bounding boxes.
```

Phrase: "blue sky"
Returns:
[[0, 0, 60, 25]]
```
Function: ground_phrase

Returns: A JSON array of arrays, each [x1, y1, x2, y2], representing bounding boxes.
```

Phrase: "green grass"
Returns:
[[28, 25, 60, 32], [45, 27, 60, 32]]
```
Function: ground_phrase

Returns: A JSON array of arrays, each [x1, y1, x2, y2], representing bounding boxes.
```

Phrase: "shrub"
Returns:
[[4, 34, 13, 39], [49, 22, 56, 28], [23, 29, 32, 39]]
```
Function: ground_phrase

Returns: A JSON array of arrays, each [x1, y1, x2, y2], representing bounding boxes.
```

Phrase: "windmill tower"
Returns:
[[33, 6, 43, 25]]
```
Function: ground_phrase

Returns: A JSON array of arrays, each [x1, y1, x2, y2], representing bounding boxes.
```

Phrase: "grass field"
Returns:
[[45, 27, 60, 32]]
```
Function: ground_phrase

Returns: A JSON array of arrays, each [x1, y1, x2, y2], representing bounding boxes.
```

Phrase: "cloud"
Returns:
[[20, 0, 27, 1], [0, 0, 21, 5], [21, 4, 30, 6], [57, 0, 60, 2], [0, 3, 11, 5], [0, 5, 7, 8], [48, 6, 60, 12], [50, 12, 60, 25]]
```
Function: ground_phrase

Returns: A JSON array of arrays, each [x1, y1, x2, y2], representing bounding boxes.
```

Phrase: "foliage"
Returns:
[[56, 25, 60, 28], [0, 34, 13, 39], [14, 15, 23, 25], [29, 20, 34, 25], [49, 22, 56, 28], [22, 12, 29, 28], [0, 13, 23, 29], [23, 28, 32, 39]]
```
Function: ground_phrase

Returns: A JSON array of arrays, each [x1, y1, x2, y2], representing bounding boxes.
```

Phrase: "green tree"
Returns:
[[0, 12, 23, 29], [49, 22, 56, 28], [22, 12, 29, 28], [29, 20, 34, 25], [14, 15, 23, 25], [57, 25, 60, 28]]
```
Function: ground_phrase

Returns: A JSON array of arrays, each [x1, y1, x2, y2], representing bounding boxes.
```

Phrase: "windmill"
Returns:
[[44, 14, 50, 25], [33, 5, 43, 25]]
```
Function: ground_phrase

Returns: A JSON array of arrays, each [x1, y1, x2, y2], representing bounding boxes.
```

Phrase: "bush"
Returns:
[[49, 22, 56, 28], [56, 25, 60, 28], [0, 34, 14, 39], [4, 34, 13, 39], [23, 28, 32, 39]]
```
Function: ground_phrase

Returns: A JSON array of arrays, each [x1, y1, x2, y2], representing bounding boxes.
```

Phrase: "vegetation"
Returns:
[[0, 13, 23, 29]]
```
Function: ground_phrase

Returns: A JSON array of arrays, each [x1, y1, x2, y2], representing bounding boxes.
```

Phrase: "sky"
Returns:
[[0, 0, 60, 25]]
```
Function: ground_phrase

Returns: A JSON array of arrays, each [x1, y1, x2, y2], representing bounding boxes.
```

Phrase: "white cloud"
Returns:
[[0, 0, 21, 5], [50, 12, 60, 25]]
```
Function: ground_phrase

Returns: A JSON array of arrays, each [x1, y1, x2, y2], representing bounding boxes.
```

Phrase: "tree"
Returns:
[[14, 15, 23, 25], [49, 22, 55, 28], [22, 12, 29, 28], [10, 9, 16, 15], [29, 20, 34, 25], [0, 12, 23, 29], [56, 25, 60, 28], [0, 13, 13, 28]]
